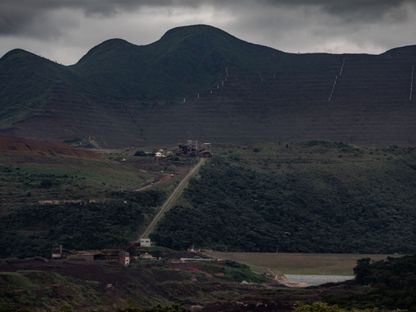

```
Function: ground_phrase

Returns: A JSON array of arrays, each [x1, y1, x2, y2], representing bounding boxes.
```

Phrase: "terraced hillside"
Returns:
[[1, 25, 416, 147]]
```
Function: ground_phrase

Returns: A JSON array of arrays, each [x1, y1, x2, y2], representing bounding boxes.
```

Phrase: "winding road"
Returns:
[[139, 158, 207, 239]]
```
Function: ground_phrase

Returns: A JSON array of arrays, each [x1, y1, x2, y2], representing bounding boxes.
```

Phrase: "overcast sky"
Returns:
[[1, 0, 416, 65]]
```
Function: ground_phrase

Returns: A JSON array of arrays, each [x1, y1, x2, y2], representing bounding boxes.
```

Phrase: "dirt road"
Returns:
[[133, 173, 173, 192], [140, 158, 207, 239]]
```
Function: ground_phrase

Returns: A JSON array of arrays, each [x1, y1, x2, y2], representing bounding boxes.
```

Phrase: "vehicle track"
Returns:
[[139, 158, 207, 239]]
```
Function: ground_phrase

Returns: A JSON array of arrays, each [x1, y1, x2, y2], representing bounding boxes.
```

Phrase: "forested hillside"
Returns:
[[0, 190, 165, 258], [153, 142, 416, 253], [351, 255, 416, 309]]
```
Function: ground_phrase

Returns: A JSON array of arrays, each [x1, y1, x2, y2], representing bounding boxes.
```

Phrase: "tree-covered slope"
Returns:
[[152, 143, 416, 253], [0, 190, 165, 258], [351, 255, 416, 309]]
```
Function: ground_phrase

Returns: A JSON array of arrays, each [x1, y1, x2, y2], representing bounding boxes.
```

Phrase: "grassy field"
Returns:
[[0, 149, 193, 214], [205, 251, 396, 275]]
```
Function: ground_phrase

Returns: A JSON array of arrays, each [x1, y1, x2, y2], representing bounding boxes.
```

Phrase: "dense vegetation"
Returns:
[[294, 303, 384, 312], [318, 255, 416, 310], [352, 255, 416, 309], [153, 143, 416, 253], [0, 190, 165, 258]]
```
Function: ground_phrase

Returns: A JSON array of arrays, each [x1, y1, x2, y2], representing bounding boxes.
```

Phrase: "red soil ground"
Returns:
[[0, 136, 97, 158]]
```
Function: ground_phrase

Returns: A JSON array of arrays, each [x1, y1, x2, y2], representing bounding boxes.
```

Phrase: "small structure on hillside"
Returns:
[[155, 149, 166, 158], [51, 244, 63, 259], [140, 238, 152, 247], [69, 249, 130, 266], [119, 251, 130, 266], [69, 250, 102, 262], [187, 245, 202, 253], [176, 140, 212, 158], [139, 252, 157, 261]]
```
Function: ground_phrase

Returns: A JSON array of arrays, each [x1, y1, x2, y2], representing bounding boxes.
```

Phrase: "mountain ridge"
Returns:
[[1, 24, 416, 147], [5, 24, 416, 63]]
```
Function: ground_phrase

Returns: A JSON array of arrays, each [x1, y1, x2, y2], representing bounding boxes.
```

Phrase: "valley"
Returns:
[[2, 139, 415, 257], [1, 22, 416, 312], [0, 138, 415, 311], [1, 252, 415, 311]]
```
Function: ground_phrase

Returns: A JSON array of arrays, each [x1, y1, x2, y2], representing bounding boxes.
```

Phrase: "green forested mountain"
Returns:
[[72, 25, 283, 99], [152, 143, 416, 253], [1, 25, 416, 147]]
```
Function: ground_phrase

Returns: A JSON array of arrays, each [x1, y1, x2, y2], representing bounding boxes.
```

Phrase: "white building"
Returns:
[[140, 238, 152, 247], [155, 151, 165, 158], [119, 251, 130, 266], [51, 245, 63, 259]]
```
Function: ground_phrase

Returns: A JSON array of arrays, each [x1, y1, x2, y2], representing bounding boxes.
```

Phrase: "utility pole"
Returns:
[[339, 58, 346, 77], [410, 65, 414, 101], [328, 75, 338, 102]]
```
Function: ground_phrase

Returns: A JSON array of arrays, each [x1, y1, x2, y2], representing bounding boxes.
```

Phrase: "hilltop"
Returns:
[[1, 25, 416, 147]]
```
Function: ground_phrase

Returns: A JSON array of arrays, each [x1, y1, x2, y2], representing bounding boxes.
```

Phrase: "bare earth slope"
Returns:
[[0, 135, 97, 158]]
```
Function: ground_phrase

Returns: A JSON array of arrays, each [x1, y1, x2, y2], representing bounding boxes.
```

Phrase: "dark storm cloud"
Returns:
[[1, 0, 416, 64], [0, 0, 412, 37], [265, 0, 410, 22], [0, 0, 167, 37], [262, 0, 405, 13]]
